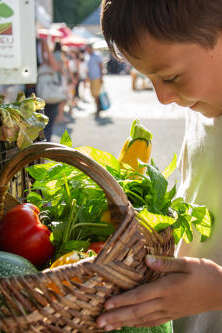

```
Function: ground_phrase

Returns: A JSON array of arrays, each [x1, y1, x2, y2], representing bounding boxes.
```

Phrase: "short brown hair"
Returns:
[[101, 0, 222, 58]]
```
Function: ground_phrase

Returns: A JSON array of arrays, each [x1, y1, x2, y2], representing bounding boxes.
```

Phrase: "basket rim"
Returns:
[[0, 142, 129, 219]]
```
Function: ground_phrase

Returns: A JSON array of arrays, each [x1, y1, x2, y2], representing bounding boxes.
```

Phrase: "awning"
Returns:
[[37, 28, 63, 39], [61, 34, 86, 47]]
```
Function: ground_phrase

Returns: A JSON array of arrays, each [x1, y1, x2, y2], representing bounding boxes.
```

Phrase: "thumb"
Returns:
[[145, 255, 190, 274]]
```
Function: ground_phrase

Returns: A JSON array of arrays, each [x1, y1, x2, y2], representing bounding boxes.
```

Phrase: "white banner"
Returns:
[[0, 0, 37, 84], [0, 0, 21, 68]]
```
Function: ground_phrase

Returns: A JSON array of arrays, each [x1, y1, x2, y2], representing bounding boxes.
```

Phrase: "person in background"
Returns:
[[68, 48, 80, 110], [41, 39, 62, 141], [73, 50, 82, 105], [62, 49, 76, 115], [53, 42, 68, 123], [78, 49, 88, 102], [130, 67, 153, 91], [97, 1, 222, 332], [86, 43, 104, 117]]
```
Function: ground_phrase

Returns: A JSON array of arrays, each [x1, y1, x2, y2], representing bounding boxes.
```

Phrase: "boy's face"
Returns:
[[124, 33, 222, 118]]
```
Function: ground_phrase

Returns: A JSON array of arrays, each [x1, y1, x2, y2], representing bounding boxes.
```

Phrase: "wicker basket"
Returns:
[[0, 142, 174, 333], [0, 131, 45, 203]]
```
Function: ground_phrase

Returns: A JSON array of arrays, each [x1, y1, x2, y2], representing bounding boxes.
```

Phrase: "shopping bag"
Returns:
[[99, 88, 111, 111], [36, 64, 66, 104]]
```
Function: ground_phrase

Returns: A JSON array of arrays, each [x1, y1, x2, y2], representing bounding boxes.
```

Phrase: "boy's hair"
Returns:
[[101, 0, 222, 58]]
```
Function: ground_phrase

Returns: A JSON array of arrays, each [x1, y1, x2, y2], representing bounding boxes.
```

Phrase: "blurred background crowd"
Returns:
[[0, 0, 153, 141]]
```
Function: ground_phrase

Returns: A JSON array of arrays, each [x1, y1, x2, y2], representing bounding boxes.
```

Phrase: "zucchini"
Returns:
[[0, 251, 38, 278]]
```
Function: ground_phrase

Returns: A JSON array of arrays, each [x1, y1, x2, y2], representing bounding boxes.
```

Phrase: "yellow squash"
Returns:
[[47, 251, 94, 295], [50, 250, 91, 269], [118, 120, 152, 174]]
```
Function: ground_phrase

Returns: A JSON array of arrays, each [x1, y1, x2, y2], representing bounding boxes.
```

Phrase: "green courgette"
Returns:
[[0, 251, 38, 278]]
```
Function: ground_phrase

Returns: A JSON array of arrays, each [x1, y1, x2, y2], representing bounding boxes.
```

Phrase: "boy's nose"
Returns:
[[152, 80, 179, 105]]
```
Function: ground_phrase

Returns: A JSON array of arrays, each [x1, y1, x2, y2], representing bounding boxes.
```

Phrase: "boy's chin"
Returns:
[[188, 101, 221, 118], [198, 106, 222, 118]]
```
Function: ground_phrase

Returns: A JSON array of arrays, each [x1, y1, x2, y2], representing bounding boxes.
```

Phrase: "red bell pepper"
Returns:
[[0, 203, 54, 266], [88, 241, 105, 254]]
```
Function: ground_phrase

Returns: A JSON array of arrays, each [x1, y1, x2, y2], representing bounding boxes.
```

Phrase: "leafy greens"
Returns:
[[26, 131, 214, 260]]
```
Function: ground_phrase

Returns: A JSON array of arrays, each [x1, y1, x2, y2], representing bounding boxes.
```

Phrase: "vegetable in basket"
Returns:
[[0, 123, 214, 333], [88, 241, 105, 254], [118, 119, 152, 174], [50, 249, 96, 269], [0, 92, 48, 149], [0, 203, 54, 266], [25, 126, 214, 270], [0, 251, 38, 278]]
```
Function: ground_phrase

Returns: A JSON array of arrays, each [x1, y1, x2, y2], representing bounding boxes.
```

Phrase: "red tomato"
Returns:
[[88, 241, 105, 254], [0, 203, 54, 266]]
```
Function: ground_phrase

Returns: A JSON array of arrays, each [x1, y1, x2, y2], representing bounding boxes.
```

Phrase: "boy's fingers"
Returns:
[[100, 311, 169, 331], [97, 298, 163, 328], [104, 279, 164, 310], [134, 317, 171, 328], [145, 255, 192, 273]]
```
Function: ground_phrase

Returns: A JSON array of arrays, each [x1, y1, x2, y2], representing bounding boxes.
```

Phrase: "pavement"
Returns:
[[52, 74, 186, 187]]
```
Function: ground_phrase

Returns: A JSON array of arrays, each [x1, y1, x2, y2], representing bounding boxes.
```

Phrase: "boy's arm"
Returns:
[[97, 256, 222, 330]]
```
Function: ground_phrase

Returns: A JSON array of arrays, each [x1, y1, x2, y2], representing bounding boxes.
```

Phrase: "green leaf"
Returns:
[[146, 164, 168, 211], [60, 240, 90, 253], [47, 163, 73, 180], [51, 221, 66, 245], [33, 180, 58, 196], [161, 185, 177, 214], [130, 119, 152, 141], [137, 209, 175, 232], [181, 215, 193, 243], [76, 146, 120, 170], [60, 130, 73, 147], [191, 206, 213, 241], [172, 225, 185, 245], [74, 222, 114, 241], [162, 154, 177, 179], [26, 162, 56, 180], [192, 206, 209, 223], [78, 198, 107, 223], [171, 197, 189, 214], [27, 191, 43, 208]]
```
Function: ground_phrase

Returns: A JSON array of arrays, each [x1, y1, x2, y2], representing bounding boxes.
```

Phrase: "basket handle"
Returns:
[[0, 142, 129, 218]]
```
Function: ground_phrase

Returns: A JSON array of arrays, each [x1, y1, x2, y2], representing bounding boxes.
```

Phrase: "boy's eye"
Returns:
[[162, 75, 179, 83]]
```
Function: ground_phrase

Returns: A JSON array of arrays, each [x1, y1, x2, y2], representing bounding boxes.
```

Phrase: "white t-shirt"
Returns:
[[79, 60, 88, 80], [69, 58, 78, 74], [174, 110, 222, 333]]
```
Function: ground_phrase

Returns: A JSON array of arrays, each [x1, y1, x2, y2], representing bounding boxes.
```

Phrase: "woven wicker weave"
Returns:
[[0, 142, 174, 333]]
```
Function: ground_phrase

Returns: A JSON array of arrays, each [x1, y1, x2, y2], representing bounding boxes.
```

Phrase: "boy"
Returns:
[[97, 1, 222, 332]]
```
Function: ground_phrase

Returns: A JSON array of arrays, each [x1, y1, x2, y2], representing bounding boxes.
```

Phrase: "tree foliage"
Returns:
[[53, 0, 101, 28]]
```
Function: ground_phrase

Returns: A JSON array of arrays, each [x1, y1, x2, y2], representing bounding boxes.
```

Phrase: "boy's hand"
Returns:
[[97, 255, 222, 331]]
